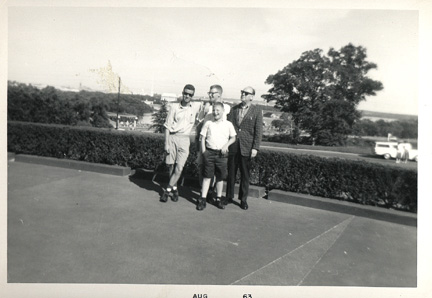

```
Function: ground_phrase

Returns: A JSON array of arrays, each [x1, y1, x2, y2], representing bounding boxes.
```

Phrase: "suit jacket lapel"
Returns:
[[241, 104, 254, 126], [234, 104, 241, 127]]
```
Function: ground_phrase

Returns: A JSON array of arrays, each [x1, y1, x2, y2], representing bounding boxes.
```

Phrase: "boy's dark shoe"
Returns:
[[171, 189, 179, 202], [160, 190, 171, 203], [215, 197, 225, 210], [196, 197, 206, 211]]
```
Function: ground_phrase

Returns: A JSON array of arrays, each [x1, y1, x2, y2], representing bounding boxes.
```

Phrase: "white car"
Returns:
[[373, 142, 418, 162]]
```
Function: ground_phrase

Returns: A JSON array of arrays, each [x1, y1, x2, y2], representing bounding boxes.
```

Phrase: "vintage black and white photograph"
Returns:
[[2, 0, 431, 297]]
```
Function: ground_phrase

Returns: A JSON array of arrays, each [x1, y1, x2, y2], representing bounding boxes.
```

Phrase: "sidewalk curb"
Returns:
[[13, 154, 132, 176], [268, 190, 417, 227], [8, 152, 16, 162]]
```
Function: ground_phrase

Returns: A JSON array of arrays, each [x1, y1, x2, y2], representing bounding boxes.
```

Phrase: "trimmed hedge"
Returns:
[[251, 152, 417, 212], [7, 121, 165, 170], [8, 121, 417, 213]]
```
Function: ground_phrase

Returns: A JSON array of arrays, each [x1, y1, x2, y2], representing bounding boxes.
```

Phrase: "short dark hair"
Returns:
[[213, 101, 224, 109], [210, 84, 223, 95], [183, 84, 195, 93]]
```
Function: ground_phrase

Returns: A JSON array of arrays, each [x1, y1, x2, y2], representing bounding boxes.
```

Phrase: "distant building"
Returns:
[[142, 100, 154, 105], [161, 93, 178, 102], [152, 104, 162, 111], [361, 116, 397, 122]]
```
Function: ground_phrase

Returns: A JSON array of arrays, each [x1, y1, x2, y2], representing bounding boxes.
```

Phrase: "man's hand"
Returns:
[[164, 144, 170, 154], [204, 102, 211, 113], [251, 149, 258, 158]]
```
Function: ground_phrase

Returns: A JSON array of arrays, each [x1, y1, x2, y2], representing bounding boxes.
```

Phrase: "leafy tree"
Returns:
[[263, 43, 383, 145], [150, 101, 169, 133], [271, 119, 284, 131], [280, 112, 291, 121], [90, 101, 112, 128], [7, 81, 113, 128]]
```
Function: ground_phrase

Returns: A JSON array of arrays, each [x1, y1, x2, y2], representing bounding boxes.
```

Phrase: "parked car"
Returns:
[[373, 142, 418, 162]]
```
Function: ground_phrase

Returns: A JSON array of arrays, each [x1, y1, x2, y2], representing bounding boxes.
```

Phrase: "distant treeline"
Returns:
[[7, 81, 155, 128], [353, 118, 417, 139], [265, 110, 417, 140]]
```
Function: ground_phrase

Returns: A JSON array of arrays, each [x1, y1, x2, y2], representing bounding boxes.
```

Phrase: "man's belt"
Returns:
[[205, 147, 221, 152]]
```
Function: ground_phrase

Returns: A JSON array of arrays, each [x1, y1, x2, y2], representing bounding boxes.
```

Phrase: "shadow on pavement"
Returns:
[[128, 169, 201, 206]]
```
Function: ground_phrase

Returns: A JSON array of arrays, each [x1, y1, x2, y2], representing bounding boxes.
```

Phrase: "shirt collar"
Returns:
[[179, 102, 192, 109], [241, 103, 250, 109]]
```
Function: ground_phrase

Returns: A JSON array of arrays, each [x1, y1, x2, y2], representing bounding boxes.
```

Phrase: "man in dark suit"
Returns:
[[225, 86, 263, 210]]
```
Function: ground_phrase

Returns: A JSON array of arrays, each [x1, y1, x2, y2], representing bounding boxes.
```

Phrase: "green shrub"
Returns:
[[8, 121, 417, 212], [8, 121, 165, 169], [252, 152, 417, 212]]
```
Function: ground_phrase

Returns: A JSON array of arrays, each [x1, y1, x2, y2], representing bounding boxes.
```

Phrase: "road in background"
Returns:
[[260, 145, 418, 170]]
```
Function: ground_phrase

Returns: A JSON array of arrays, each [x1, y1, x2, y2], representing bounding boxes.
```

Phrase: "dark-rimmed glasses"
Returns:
[[241, 90, 253, 96], [183, 92, 194, 98], [207, 91, 219, 96]]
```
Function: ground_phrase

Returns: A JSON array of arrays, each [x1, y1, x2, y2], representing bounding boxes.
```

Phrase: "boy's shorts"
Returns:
[[165, 134, 190, 168], [202, 148, 228, 180]]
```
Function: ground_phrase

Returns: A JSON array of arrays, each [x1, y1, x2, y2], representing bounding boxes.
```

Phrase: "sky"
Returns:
[[8, 6, 419, 115]]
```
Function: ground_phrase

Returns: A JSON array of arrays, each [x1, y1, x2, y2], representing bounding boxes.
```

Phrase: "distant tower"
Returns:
[[79, 82, 82, 91]]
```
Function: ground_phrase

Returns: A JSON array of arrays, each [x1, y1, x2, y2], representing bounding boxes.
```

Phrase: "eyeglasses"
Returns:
[[241, 90, 253, 96], [183, 92, 194, 98], [207, 91, 219, 96]]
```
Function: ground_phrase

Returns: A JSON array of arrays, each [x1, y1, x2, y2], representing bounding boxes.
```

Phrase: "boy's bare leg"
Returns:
[[215, 180, 223, 198], [197, 178, 211, 211], [201, 178, 211, 198], [214, 179, 225, 209]]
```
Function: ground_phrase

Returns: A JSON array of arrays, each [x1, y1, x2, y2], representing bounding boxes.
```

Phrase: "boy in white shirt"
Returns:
[[197, 102, 236, 210], [195, 85, 231, 195]]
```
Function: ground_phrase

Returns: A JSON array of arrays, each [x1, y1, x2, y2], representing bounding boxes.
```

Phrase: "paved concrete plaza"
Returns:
[[7, 161, 417, 287]]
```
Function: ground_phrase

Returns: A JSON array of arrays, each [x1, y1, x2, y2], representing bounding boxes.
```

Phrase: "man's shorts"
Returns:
[[166, 134, 190, 168], [202, 148, 228, 180]]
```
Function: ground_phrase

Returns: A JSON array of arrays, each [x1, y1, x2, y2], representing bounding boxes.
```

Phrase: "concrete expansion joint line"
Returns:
[[296, 215, 355, 286], [230, 215, 355, 285]]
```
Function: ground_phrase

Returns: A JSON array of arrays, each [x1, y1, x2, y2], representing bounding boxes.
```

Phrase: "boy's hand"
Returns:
[[251, 149, 258, 158], [221, 145, 229, 155], [164, 144, 170, 154]]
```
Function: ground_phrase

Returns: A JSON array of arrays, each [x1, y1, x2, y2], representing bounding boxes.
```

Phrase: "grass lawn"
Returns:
[[261, 141, 373, 155]]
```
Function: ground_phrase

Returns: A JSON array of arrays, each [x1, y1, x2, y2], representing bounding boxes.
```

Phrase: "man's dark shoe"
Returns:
[[196, 198, 206, 211], [224, 198, 234, 206], [215, 197, 225, 210], [171, 189, 179, 202], [240, 201, 248, 210], [160, 190, 171, 203]]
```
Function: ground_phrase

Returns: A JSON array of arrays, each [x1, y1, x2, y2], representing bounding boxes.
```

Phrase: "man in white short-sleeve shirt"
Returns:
[[160, 84, 202, 203]]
